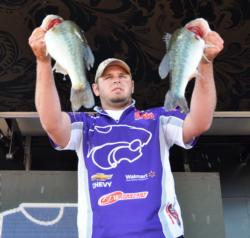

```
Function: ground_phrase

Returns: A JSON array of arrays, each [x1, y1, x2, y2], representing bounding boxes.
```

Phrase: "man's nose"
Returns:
[[113, 77, 121, 83]]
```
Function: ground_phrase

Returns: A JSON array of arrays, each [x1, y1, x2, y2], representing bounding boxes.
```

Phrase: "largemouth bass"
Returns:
[[41, 15, 95, 111], [159, 18, 211, 113]]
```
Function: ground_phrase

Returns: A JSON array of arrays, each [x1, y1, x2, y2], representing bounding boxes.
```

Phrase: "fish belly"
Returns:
[[45, 25, 87, 89], [170, 33, 204, 97]]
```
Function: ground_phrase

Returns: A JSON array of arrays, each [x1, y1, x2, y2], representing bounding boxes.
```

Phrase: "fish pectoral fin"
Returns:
[[158, 53, 170, 79], [71, 28, 95, 70], [52, 62, 68, 76], [83, 45, 95, 71], [73, 28, 95, 71]]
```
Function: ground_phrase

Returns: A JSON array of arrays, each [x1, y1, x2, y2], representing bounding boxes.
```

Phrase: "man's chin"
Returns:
[[110, 97, 131, 107], [110, 98, 127, 104]]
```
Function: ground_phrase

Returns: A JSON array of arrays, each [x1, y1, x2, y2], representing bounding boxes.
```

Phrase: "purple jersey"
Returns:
[[54, 102, 195, 238]]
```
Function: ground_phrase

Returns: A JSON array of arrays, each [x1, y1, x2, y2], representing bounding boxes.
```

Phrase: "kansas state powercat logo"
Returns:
[[87, 125, 152, 170]]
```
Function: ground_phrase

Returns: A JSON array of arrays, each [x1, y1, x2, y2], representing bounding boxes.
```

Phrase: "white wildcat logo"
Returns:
[[87, 125, 152, 170]]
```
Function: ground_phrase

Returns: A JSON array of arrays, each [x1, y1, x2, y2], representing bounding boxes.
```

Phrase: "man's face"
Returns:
[[92, 65, 134, 110]]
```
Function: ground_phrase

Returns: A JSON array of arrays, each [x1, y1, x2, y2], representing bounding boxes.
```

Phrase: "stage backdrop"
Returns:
[[0, 0, 249, 111], [0, 171, 225, 238]]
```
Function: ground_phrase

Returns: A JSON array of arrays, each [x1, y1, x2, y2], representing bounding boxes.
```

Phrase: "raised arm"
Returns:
[[183, 30, 224, 143], [28, 27, 71, 147]]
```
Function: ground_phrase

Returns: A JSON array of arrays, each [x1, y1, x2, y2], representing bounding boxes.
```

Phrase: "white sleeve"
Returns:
[[54, 121, 84, 151], [160, 115, 196, 149]]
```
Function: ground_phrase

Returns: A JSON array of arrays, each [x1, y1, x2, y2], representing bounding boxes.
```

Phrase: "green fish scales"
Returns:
[[43, 15, 95, 111], [159, 26, 206, 113]]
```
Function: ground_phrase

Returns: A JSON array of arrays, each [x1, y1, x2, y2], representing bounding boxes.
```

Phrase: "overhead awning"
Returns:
[[0, 111, 250, 136]]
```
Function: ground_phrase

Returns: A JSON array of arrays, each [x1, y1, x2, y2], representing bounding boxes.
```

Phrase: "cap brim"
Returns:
[[95, 58, 131, 82]]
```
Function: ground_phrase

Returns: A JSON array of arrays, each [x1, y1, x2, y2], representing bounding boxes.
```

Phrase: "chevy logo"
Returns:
[[91, 173, 113, 181]]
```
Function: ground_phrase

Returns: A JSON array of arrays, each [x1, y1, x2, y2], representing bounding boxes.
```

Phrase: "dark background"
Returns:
[[0, 0, 249, 112]]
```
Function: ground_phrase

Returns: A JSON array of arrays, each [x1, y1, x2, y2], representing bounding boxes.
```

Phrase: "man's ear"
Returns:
[[131, 80, 135, 94], [92, 83, 100, 96]]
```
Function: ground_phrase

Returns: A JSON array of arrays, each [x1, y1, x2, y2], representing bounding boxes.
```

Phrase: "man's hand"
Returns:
[[202, 30, 224, 64], [185, 18, 224, 64], [28, 27, 51, 63]]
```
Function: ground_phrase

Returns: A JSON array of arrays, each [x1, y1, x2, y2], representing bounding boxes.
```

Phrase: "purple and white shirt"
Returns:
[[54, 102, 195, 238]]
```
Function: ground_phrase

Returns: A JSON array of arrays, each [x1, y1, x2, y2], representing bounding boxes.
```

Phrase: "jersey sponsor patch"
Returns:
[[91, 173, 113, 189], [92, 181, 112, 189], [91, 173, 113, 181], [125, 171, 156, 182], [98, 191, 148, 206], [134, 111, 155, 120]]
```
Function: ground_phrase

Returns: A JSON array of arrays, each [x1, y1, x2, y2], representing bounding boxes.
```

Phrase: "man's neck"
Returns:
[[102, 100, 133, 111]]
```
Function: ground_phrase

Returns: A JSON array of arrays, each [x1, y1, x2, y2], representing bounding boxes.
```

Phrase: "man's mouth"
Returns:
[[112, 87, 123, 92]]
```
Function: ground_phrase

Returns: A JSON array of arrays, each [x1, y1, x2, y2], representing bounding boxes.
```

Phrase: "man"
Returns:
[[28, 21, 223, 238]]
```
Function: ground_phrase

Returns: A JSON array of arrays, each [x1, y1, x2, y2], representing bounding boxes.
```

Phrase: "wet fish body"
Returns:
[[42, 15, 95, 111], [159, 18, 210, 113]]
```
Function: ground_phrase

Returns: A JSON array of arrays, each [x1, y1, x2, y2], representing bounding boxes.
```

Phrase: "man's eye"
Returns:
[[104, 76, 112, 80]]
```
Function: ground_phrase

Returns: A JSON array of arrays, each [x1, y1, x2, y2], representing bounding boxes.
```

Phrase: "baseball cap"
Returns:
[[94, 58, 131, 82]]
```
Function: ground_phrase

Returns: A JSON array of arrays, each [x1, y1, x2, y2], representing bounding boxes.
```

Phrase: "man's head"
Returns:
[[92, 58, 134, 110], [94, 58, 132, 83]]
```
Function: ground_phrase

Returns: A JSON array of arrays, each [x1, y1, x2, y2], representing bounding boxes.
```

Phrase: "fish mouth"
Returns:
[[47, 18, 63, 30], [186, 25, 203, 39]]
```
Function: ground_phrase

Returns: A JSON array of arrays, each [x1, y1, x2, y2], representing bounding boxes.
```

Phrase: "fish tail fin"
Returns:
[[70, 82, 95, 111], [164, 90, 189, 113]]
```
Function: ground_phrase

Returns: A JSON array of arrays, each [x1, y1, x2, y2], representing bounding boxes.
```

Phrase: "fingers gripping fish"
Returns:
[[158, 18, 212, 113], [41, 14, 95, 111]]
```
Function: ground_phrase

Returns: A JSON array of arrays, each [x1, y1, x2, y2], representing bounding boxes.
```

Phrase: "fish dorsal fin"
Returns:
[[158, 53, 171, 79], [158, 32, 172, 79], [72, 27, 95, 71], [163, 33, 172, 49], [83, 46, 95, 71], [52, 62, 68, 76]]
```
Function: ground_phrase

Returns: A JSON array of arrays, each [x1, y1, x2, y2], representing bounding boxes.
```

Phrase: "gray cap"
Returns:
[[94, 58, 131, 82]]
